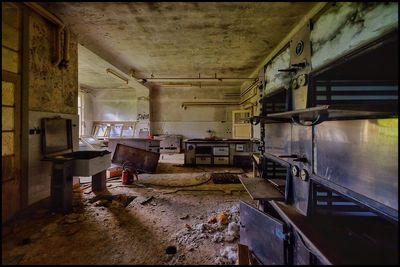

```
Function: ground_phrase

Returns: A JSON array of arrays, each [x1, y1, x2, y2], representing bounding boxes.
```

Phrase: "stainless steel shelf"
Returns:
[[239, 177, 284, 201], [264, 105, 397, 125]]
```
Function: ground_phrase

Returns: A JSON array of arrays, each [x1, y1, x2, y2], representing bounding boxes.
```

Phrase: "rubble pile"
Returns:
[[174, 204, 240, 263], [215, 246, 238, 265]]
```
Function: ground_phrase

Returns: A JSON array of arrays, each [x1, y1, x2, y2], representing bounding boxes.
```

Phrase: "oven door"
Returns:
[[240, 201, 288, 265]]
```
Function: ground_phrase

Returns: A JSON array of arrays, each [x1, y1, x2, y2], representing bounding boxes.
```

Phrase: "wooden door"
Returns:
[[2, 2, 22, 223], [232, 109, 252, 139]]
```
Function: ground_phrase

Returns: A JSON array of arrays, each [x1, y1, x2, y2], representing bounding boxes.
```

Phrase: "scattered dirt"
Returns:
[[1, 155, 256, 265]]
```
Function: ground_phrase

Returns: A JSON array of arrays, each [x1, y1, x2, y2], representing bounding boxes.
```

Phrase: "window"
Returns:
[[91, 121, 137, 138], [109, 124, 123, 137]]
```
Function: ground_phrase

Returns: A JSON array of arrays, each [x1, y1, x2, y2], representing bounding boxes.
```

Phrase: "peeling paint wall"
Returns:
[[27, 11, 79, 205], [311, 2, 398, 69], [150, 87, 239, 139], [264, 47, 291, 95], [262, 2, 398, 97], [28, 12, 78, 114]]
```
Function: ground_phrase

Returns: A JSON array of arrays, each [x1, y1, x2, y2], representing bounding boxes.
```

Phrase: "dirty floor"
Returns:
[[2, 153, 256, 265]]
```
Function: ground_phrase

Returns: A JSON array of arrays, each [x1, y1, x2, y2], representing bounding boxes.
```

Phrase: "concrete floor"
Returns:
[[2, 153, 255, 265]]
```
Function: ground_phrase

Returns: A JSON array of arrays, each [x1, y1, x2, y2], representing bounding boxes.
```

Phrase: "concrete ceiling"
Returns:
[[42, 2, 318, 90]]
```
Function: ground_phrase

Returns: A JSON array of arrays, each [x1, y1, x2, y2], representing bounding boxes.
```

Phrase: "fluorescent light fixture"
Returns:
[[106, 68, 129, 84], [159, 84, 193, 88]]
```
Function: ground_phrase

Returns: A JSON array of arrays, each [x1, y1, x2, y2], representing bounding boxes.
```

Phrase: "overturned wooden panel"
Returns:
[[112, 144, 160, 173]]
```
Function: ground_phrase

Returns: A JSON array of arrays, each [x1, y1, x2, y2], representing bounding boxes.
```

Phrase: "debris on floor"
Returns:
[[179, 214, 189, 220], [217, 212, 228, 225], [174, 204, 240, 255], [2, 254, 25, 265], [140, 196, 154, 205], [41, 223, 59, 237], [165, 245, 177, 254], [215, 246, 238, 265], [1, 157, 255, 265], [63, 224, 81, 236], [89, 194, 137, 208]]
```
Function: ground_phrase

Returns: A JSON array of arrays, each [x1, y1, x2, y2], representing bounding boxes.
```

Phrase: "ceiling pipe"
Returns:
[[24, 2, 69, 68], [159, 84, 193, 88], [240, 79, 261, 98], [181, 101, 239, 109], [140, 77, 257, 83]]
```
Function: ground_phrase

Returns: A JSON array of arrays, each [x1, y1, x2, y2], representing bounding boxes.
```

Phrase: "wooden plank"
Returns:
[[239, 177, 284, 201]]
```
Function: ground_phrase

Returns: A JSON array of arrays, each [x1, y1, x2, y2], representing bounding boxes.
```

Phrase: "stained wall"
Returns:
[[27, 11, 79, 205], [150, 87, 239, 139]]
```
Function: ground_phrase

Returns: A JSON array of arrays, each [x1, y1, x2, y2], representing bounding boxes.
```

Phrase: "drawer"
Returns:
[[195, 156, 211, 165], [213, 146, 229, 156], [214, 156, 229, 165]]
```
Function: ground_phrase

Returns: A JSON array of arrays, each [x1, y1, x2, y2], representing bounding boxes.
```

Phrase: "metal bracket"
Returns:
[[291, 111, 328, 126]]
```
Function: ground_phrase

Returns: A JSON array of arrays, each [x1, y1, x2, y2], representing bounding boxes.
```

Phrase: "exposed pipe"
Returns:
[[140, 77, 257, 83], [61, 26, 70, 68], [240, 79, 260, 98], [24, 2, 68, 68], [181, 101, 239, 109]]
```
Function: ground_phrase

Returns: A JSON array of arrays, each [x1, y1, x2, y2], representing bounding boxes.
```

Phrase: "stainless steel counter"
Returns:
[[183, 139, 258, 166]]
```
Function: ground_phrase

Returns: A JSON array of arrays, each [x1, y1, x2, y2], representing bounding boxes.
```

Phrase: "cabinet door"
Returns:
[[240, 201, 287, 265]]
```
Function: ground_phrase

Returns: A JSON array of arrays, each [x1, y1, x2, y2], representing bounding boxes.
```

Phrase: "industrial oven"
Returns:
[[241, 29, 398, 265]]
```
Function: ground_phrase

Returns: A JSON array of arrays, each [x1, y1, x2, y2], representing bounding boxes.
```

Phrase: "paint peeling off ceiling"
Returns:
[[42, 2, 318, 90]]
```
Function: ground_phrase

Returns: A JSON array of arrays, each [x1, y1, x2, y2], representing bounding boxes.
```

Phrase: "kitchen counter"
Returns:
[[183, 138, 254, 143], [184, 138, 259, 167]]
